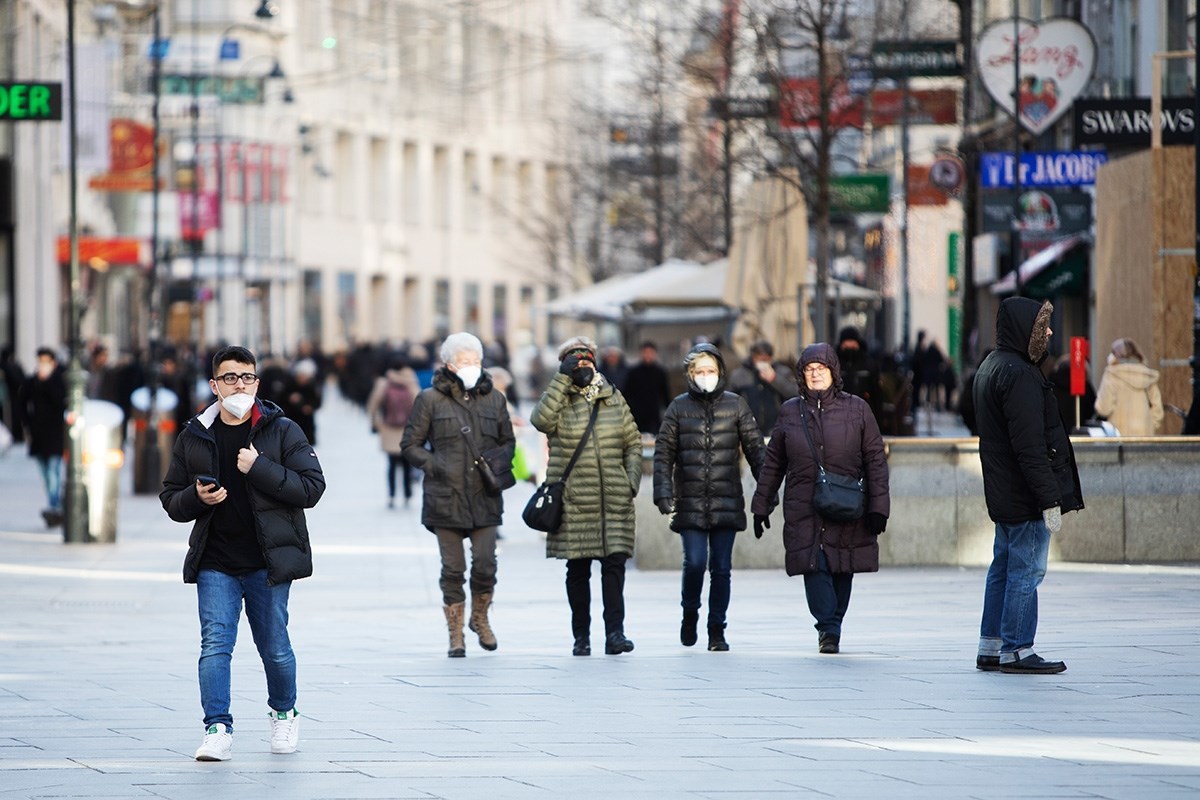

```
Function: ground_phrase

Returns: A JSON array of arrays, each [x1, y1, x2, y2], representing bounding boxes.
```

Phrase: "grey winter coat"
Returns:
[[751, 343, 890, 577], [531, 373, 641, 559], [653, 344, 765, 533], [161, 399, 326, 585], [401, 368, 516, 532]]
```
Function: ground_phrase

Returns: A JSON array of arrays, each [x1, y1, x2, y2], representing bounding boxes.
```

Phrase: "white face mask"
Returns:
[[695, 374, 719, 394], [220, 392, 255, 420], [455, 365, 482, 390]]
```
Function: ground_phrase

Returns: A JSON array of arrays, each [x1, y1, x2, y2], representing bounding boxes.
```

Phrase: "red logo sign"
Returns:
[[1069, 336, 1088, 396]]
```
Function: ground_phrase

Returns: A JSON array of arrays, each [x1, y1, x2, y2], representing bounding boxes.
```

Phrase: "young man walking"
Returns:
[[161, 345, 325, 760], [972, 298, 1083, 674]]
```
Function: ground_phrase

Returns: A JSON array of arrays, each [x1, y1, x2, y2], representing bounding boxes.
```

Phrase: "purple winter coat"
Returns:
[[750, 343, 890, 576]]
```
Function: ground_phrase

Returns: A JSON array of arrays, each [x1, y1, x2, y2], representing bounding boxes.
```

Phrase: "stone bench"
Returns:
[[632, 437, 1200, 569]]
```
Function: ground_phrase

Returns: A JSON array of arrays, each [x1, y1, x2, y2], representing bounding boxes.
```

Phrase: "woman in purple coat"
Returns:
[[750, 342, 890, 654]]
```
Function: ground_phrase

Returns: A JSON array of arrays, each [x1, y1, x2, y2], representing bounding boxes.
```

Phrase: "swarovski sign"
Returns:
[[1073, 97, 1196, 146]]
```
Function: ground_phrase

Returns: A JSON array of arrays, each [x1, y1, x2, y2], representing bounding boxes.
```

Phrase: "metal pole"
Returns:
[[1010, 4, 1023, 296], [135, 4, 163, 495], [63, 0, 89, 543], [1192, 23, 1200, 433], [899, 0, 911, 356]]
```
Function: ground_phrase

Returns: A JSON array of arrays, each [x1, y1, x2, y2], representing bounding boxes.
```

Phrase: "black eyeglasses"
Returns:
[[215, 372, 259, 385]]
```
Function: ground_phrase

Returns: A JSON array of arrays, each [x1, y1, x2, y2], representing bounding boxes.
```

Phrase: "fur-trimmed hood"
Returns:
[[996, 297, 1054, 365]]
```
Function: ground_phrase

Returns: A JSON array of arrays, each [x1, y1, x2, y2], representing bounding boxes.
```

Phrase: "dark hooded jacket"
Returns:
[[401, 368, 516, 532], [750, 343, 890, 576], [161, 398, 326, 585], [653, 344, 766, 533], [973, 297, 1084, 523], [837, 326, 883, 420]]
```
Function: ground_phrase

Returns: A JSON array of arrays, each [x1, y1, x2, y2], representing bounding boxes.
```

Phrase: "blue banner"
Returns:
[[979, 151, 1109, 188]]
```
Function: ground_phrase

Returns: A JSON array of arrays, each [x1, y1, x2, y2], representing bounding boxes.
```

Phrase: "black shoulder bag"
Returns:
[[798, 402, 866, 522], [451, 401, 516, 497], [523, 401, 600, 533]]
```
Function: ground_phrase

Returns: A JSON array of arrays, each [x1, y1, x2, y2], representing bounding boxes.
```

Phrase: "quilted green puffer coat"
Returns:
[[531, 373, 642, 559]]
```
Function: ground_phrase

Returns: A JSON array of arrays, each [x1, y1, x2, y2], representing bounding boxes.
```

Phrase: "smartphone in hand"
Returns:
[[196, 474, 221, 490]]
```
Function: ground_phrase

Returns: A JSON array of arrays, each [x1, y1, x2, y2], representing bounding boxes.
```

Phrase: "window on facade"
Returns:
[[302, 271, 322, 340], [463, 151, 480, 231], [370, 137, 387, 222], [492, 284, 507, 342], [517, 160, 533, 217], [518, 285, 534, 329], [464, 282, 480, 335], [490, 156, 508, 232], [336, 132, 354, 217], [403, 142, 420, 226], [434, 146, 450, 229], [434, 279, 451, 339], [337, 271, 357, 343]]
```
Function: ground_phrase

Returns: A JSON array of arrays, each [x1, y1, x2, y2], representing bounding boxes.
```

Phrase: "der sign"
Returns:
[[0, 82, 62, 121]]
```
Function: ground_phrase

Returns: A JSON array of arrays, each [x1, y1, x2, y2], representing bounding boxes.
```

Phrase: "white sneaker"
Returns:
[[194, 723, 232, 761], [269, 708, 299, 754]]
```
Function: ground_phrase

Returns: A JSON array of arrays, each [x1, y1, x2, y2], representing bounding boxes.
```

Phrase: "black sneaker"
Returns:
[[976, 655, 1001, 672], [604, 633, 635, 655], [572, 637, 590, 657], [999, 653, 1066, 674], [818, 633, 840, 654]]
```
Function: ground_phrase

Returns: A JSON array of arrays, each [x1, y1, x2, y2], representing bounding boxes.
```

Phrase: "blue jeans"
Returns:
[[803, 549, 853, 636], [36, 455, 63, 510], [197, 569, 296, 732], [680, 529, 736, 627], [979, 519, 1050, 660]]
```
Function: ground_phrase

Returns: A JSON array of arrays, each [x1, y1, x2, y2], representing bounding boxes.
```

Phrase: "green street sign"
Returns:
[[871, 40, 961, 78], [0, 82, 62, 121], [830, 174, 890, 213]]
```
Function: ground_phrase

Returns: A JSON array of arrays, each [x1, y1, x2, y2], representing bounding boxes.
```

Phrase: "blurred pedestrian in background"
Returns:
[[366, 359, 419, 508], [750, 343, 889, 655], [1, 346, 26, 445], [653, 343, 765, 652], [532, 336, 641, 657], [836, 327, 883, 421], [1094, 338, 1163, 436], [281, 359, 322, 446], [402, 332, 515, 658], [729, 340, 797, 438], [18, 347, 66, 528], [621, 341, 671, 435], [598, 345, 628, 390], [1048, 353, 1096, 432]]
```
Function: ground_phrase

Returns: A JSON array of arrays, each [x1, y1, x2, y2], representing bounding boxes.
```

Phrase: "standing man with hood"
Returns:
[[161, 345, 326, 761], [750, 343, 889, 654], [973, 298, 1083, 674], [653, 343, 765, 651], [402, 332, 516, 658]]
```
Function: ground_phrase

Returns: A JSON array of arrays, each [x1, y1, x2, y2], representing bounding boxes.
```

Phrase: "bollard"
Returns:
[[77, 399, 124, 543]]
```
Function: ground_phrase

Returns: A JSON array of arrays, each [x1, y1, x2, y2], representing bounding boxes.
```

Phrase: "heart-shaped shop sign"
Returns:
[[976, 18, 1097, 135]]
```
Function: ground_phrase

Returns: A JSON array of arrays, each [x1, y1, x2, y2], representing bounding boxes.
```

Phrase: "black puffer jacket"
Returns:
[[161, 399, 326, 585], [401, 368, 515, 532], [974, 297, 1084, 523], [653, 344, 766, 533]]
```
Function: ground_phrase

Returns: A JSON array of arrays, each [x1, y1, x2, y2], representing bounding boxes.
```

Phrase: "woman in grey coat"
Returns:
[[402, 332, 515, 658]]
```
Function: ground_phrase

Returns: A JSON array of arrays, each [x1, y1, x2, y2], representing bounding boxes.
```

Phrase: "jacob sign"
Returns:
[[976, 18, 1097, 135]]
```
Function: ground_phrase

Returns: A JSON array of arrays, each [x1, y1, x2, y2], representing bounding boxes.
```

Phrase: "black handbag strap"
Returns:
[[448, 400, 486, 464], [797, 401, 829, 476], [560, 401, 601, 483]]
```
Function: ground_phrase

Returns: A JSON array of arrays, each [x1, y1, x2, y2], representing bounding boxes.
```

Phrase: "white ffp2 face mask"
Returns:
[[220, 392, 255, 420], [695, 374, 719, 394], [455, 365, 482, 390]]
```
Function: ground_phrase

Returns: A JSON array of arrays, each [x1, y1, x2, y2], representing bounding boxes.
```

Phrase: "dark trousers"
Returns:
[[565, 554, 627, 639], [386, 454, 414, 500], [680, 528, 736, 627], [803, 550, 853, 636]]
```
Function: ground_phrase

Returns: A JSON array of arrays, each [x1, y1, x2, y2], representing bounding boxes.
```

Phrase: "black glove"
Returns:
[[655, 498, 673, 515], [866, 512, 888, 536], [559, 353, 584, 375], [753, 514, 770, 539]]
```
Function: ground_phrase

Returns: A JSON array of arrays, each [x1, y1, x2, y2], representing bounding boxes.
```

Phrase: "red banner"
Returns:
[[780, 79, 958, 128], [1069, 337, 1088, 396]]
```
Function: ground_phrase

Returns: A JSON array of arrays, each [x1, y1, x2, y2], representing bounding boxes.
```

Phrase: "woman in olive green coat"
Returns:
[[531, 336, 642, 657]]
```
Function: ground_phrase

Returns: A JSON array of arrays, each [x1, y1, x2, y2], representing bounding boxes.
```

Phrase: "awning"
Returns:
[[544, 259, 729, 322], [991, 234, 1090, 297]]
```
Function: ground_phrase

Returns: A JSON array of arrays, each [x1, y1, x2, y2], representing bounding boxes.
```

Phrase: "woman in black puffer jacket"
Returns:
[[653, 343, 765, 651]]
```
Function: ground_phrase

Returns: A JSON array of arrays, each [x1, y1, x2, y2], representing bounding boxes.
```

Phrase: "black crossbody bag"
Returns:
[[798, 402, 866, 522], [522, 402, 600, 533]]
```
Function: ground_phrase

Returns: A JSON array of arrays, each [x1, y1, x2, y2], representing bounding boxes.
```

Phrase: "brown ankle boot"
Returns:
[[469, 592, 498, 651], [443, 603, 466, 657]]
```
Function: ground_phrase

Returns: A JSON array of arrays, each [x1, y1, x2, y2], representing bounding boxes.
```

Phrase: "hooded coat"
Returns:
[[160, 398, 326, 585], [750, 343, 890, 576], [531, 371, 641, 560], [1094, 359, 1163, 436], [401, 368, 516, 532], [973, 297, 1084, 523], [653, 344, 766, 533], [366, 367, 420, 455]]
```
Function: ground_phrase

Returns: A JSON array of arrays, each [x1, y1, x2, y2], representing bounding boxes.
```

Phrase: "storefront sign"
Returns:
[[1073, 97, 1196, 146], [781, 79, 956, 128], [830, 174, 890, 213], [871, 40, 961, 78], [976, 18, 1097, 135], [87, 119, 157, 192], [0, 82, 61, 120], [980, 189, 1092, 238], [980, 151, 1109, 188]]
